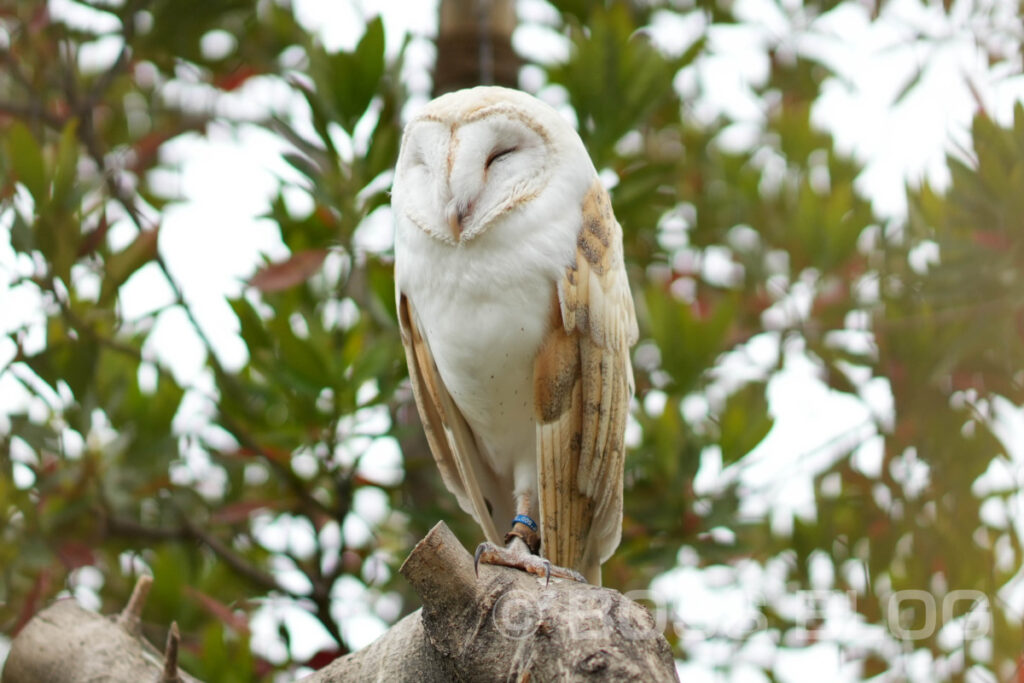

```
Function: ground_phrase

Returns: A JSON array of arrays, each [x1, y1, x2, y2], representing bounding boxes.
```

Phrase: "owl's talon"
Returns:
[[543, 560, 552, 587], [474, 543, 488, 577]]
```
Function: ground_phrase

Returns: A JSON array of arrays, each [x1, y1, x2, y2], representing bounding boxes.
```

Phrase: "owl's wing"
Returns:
[[397, 294, 505, 546], [534, 180, 638, 585]]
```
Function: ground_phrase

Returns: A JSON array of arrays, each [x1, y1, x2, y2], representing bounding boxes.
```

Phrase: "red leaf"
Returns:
[[252, 656, 276, 677], [342, 550, 364, 574], [746, 289, 773, 315], [13, 568, 52, 635], [812, 279, 848, 311], [950, 371, 984, 391], [214, 65, 262, 92], [691, 295, 711, 320], [249, 249, 328, 293], [57, 541, 96, 569], [131, 131, 176, 172], [972, 230, 1012, 250], [222, 446, 290, 464], [868, 518, 889, 538], [28, 5, 49, 32], [314, 205, 337, 227], [78, 212, 110, 257], [210, 499, 281, 525], [302, 648, 345, 670], [351, 474, 388, 488], [184, 586, 250, 635]]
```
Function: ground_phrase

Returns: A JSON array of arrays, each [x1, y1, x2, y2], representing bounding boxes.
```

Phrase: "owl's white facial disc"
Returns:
[[393, 88, 586, 245]]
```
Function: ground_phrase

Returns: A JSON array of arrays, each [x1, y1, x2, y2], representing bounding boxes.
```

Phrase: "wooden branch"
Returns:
[[309, 522, 680, 681], [2, 523, 679, 682], [104, 514, 285, 596]]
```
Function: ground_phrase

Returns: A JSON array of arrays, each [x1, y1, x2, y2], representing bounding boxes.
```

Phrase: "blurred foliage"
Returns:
[[1, 0, 1022, 680]]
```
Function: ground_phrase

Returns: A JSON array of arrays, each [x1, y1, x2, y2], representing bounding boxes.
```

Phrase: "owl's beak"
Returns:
[[445, 199, 470, 241]]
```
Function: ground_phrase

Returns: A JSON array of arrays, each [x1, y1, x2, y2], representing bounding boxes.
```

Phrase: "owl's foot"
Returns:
[[473, 542, 587, 585], [473, 514, 586, 584]]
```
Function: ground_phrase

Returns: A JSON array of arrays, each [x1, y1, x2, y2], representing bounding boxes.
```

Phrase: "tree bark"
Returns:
[[434, 0, 520, 95], [2, 523, 679, 682]]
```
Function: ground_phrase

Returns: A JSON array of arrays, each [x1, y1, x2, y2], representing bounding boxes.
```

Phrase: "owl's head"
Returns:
[[392, 86, 593, 245]]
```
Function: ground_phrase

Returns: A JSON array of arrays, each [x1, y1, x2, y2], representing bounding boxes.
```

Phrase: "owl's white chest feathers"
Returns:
[[395, 193, 583, 485]]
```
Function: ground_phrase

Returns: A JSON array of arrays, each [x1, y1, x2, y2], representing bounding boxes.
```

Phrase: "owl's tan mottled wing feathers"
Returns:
[[535, 180, 638, 584], [398, 295, 504, 546]]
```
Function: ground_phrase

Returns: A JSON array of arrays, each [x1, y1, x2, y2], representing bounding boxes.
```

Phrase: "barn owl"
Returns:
[[392, 86, 638, 585]]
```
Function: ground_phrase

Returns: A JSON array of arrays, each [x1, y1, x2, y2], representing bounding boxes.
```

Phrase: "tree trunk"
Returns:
[[434, 0, 521, 95], [2, 523, 679, 682]]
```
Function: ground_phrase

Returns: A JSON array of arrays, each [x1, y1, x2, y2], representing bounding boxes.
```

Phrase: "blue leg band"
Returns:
[[512, 514, 538, 532]]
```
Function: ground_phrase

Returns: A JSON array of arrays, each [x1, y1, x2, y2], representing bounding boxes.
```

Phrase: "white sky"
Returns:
[[2, 0, 1024, 679]]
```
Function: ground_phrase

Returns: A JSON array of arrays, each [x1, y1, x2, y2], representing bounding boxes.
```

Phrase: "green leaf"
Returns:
[[547, 0, 595, 24], [9, 211, 34, 253], [354, 16, 385, 89], [23, 318, 99, 399], [644, 286, 738, 393], [651, 397, 687, 480], [7, 121, 48, 201], [99, 229, 160, 305], [265, 311, 332, 398], [282, 151, 321, 182], [716, 382, 773, 465], [36, 213, 81, 284], [365, 93, 399, 180], [6, 416, 57, 455], [549, 3, 680, 167], [51, 119, 80, 211], [367, 256, 397, 324], [228, 298, 272, 352], [328, 16, 385, 134], [291, 76, 338, 160]]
